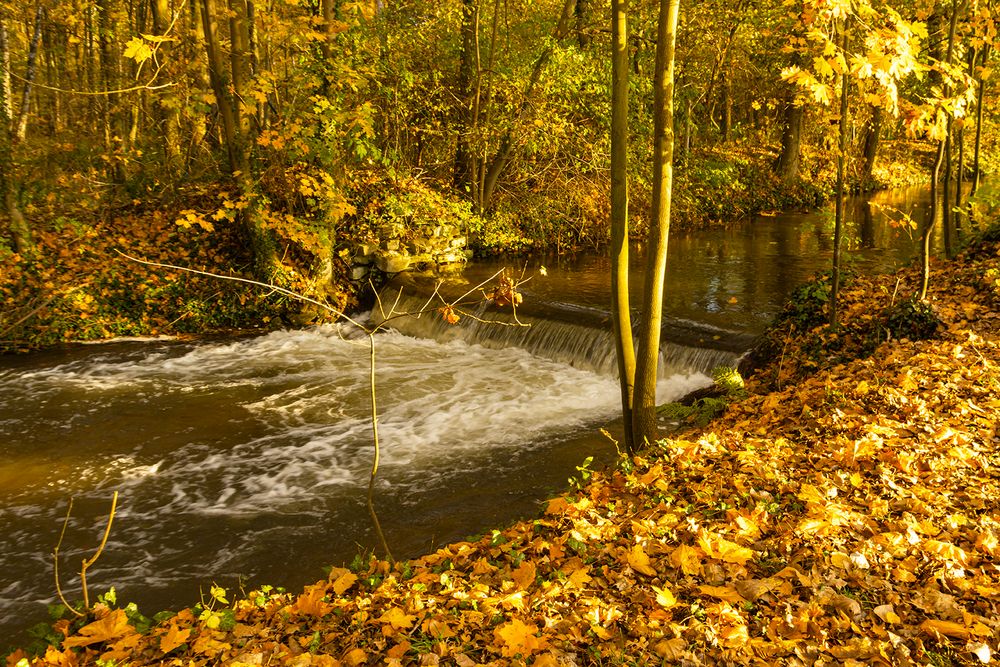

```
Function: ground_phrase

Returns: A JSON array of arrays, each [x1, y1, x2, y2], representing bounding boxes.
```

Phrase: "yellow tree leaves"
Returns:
[[61, 610, 134, 648]]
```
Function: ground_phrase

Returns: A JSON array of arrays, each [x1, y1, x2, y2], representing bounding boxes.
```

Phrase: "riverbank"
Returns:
[[1, 140, 933, 352], [9, 226, 998, 664]]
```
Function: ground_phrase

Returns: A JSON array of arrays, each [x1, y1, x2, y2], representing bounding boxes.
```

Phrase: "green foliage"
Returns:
[[657, 366, 747, 429], [884, 298, 940, 341]]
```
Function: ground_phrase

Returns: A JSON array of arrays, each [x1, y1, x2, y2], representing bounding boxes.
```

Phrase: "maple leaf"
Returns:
[[697, 530, 754, 565], [670, 544, 703, 575], [331, 570, 358, 595], [62, 609, 134, 648], [379, 607, 416, 630], [289, 583, 332, 617], [494, 618, 547, 657], [512, 560, 536, 590], [626, 544, 657, 576], [159, 622, 192, 654]]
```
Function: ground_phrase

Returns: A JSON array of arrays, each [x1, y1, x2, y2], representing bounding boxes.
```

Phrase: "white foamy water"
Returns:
[[0, 324, 709, 641]]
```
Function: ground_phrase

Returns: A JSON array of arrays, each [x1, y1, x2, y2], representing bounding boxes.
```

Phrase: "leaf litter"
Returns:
[[8, 235, 1000, 666]]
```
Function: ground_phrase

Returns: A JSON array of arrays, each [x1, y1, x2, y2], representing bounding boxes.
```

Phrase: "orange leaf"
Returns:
[[512, 560, 536, 590], [159, 622, 192, 654], [494, 618, 546, 657], [63, 609, 134, 648], [627, 544, 657, 577]]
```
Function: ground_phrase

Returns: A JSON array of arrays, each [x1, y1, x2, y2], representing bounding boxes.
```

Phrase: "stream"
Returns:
[[0, 186, 937, 644]]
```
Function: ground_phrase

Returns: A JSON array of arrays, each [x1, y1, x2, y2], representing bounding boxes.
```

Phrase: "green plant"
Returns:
[[884, 298, 940, 341]]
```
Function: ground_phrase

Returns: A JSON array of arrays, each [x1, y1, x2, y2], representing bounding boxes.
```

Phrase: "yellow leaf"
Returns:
[[873, 604, 900, 624], [344, 648, 367, 666], [63, 610, 134, 648], [289, 583, 332, 617], [568, 566, 592, 589], [627, 544, 657, 577], [670, 544, 703, 575], [919, 619, 975, 639], [494, 619, 546, 657], [379, 607, 416, 630], [698, 585, 746, 603], [651, 585, 677, 608], [697, 531, 754, 565], [331, 571, 358, 596]]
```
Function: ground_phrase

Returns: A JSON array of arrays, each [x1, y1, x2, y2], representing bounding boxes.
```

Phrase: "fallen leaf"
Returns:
[[627, 544, 657, 576]]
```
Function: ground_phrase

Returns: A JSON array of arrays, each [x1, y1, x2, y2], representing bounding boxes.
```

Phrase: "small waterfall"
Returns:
[[371, 292, 749, 380]]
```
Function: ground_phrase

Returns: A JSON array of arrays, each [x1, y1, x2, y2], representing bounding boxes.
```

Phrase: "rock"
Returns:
[[375, 251, 411, 273], [450, 236, 467, 248], [435, 252, 465, 265], [350, 265, 371, 281], [385, 239, 401, 251]]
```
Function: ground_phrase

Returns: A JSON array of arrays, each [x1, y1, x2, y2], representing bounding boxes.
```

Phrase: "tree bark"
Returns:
[[775, 102, 803, 182], [0, 19, 30, 254], [479, 0, 575, 210], [860, 105, 882, 184], [14, 4, 44, 142], [575, 0, 591, 49], [151, 0, 181, 172], [201, 0, 278, 280], [610, 0, 635, 453], [453, 0, 478, 200], [830, 19, 849, 328], [631, 0, 680, 446]]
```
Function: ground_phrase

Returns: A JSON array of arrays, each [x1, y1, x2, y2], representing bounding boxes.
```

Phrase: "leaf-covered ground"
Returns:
[[8, 231, 1000, 666]]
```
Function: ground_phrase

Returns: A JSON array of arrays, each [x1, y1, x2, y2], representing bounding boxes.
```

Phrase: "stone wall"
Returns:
[[349, 222, 472, 281]]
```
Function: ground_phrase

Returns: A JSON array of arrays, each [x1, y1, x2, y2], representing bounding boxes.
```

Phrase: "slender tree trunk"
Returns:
[[0, 20, 30, 254], [479, 0, 575, 209], [720, 59, 733, 143], [0, 20, 11, 122], [575, 0, 591, 49], [453, 0, 478, 200], [920, 140, 945, 301], [151, 0, 180, 172], [830, 19, 849, 328], [943, 123, 953, 257], [14, 4, 44, 142], [632, 0, 680, 446], [610, 0, 635, 454], [971, 44, 989, 215], [201, 0, 278, 279]]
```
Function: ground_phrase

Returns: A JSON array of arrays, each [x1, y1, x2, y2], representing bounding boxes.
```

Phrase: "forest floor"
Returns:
[[7, 225, 999, 664]]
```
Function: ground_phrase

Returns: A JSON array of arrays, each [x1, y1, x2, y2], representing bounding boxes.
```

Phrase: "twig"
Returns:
[[80, 492, 118, 611], [53, 499, 85, 618], [367, 336, 393, 563]]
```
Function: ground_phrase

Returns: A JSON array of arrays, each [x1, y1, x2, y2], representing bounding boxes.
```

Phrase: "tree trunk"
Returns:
[[631, 0, 680, 446], [860, 105, 882, 184], [14, 4, 44, 142], [919, 139, 945, 301], [971, 45, 989, 198], [720, 60, 733, 143], [943, 123, 953, 257], [830, 19, 849, 328], [151, 0, 180, 172], [610, 0, 635, 454], [201, 0, 278, 280], [775, 102, 803, 182], [575, 0, 591, 49], [0, 20, 30, 254], [479, 0, 575, 209], [453, 0, 478, 200]]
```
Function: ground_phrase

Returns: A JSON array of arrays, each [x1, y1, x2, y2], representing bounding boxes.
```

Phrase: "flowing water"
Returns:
[[0, 186, 936, 643]]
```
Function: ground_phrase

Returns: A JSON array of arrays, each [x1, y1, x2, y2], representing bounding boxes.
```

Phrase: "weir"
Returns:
[[372, 288, 754, 380]]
